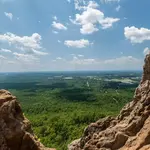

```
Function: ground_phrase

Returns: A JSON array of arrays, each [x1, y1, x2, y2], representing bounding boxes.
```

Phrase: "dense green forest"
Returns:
[[0, 72, 140, 150]]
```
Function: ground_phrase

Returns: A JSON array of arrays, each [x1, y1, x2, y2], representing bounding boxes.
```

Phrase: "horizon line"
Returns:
[[0, 70, 143, 74]]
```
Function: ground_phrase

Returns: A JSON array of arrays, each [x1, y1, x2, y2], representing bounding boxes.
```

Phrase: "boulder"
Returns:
[[0, 89, 55, 150]]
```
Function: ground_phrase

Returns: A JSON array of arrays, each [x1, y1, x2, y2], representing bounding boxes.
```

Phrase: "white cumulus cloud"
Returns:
[[13, 52, 39, 63], [4, 12, 13, 20], [52, 31, 59, 34], [116, 5, 121, 12], [72, 0, 120, 34], [104, 56, 140, 65], [0, 32, 48, 64], [56, 57, 63, 60], [52, 21, 67, 30], [51, 55, 142, 70], [67, 0, 71, 3], [99, 17, 120, 29], [0, 32, 42, 50], [0, 55, 6, 59], [0, 48, 11, 53], [80, 23, 99, 34], [78, 54, 84, 57], [100, 0, 120, 3], [0, 32, 48, 55], [64, 39, 92, 48], [124, 26, 150, 43], [53, 16, 57, 21], [26, 49, 48, 56], [71, 57, 96, 65]]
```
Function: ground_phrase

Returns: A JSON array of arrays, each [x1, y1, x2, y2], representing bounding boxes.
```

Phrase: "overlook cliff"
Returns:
[[68, 54, 150, 150], [0, 90, 55, 150], [1, 55, 150, 150]]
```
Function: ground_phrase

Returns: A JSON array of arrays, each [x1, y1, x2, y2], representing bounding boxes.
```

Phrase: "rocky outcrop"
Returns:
[[0, 90, 55, 150], [68, 54, 150, 150]]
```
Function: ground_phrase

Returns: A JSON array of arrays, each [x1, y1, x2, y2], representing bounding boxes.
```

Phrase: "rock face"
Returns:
[[0, 90, 55, 150], [68, 54, 150, 150]]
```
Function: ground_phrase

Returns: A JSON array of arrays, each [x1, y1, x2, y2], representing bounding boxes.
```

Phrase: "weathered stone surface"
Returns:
[[68, 54, 150, 150], [0, 89, 55, 150]]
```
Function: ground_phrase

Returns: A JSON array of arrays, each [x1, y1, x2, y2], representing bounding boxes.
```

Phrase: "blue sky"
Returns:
[[0, 0, 150, 72]]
